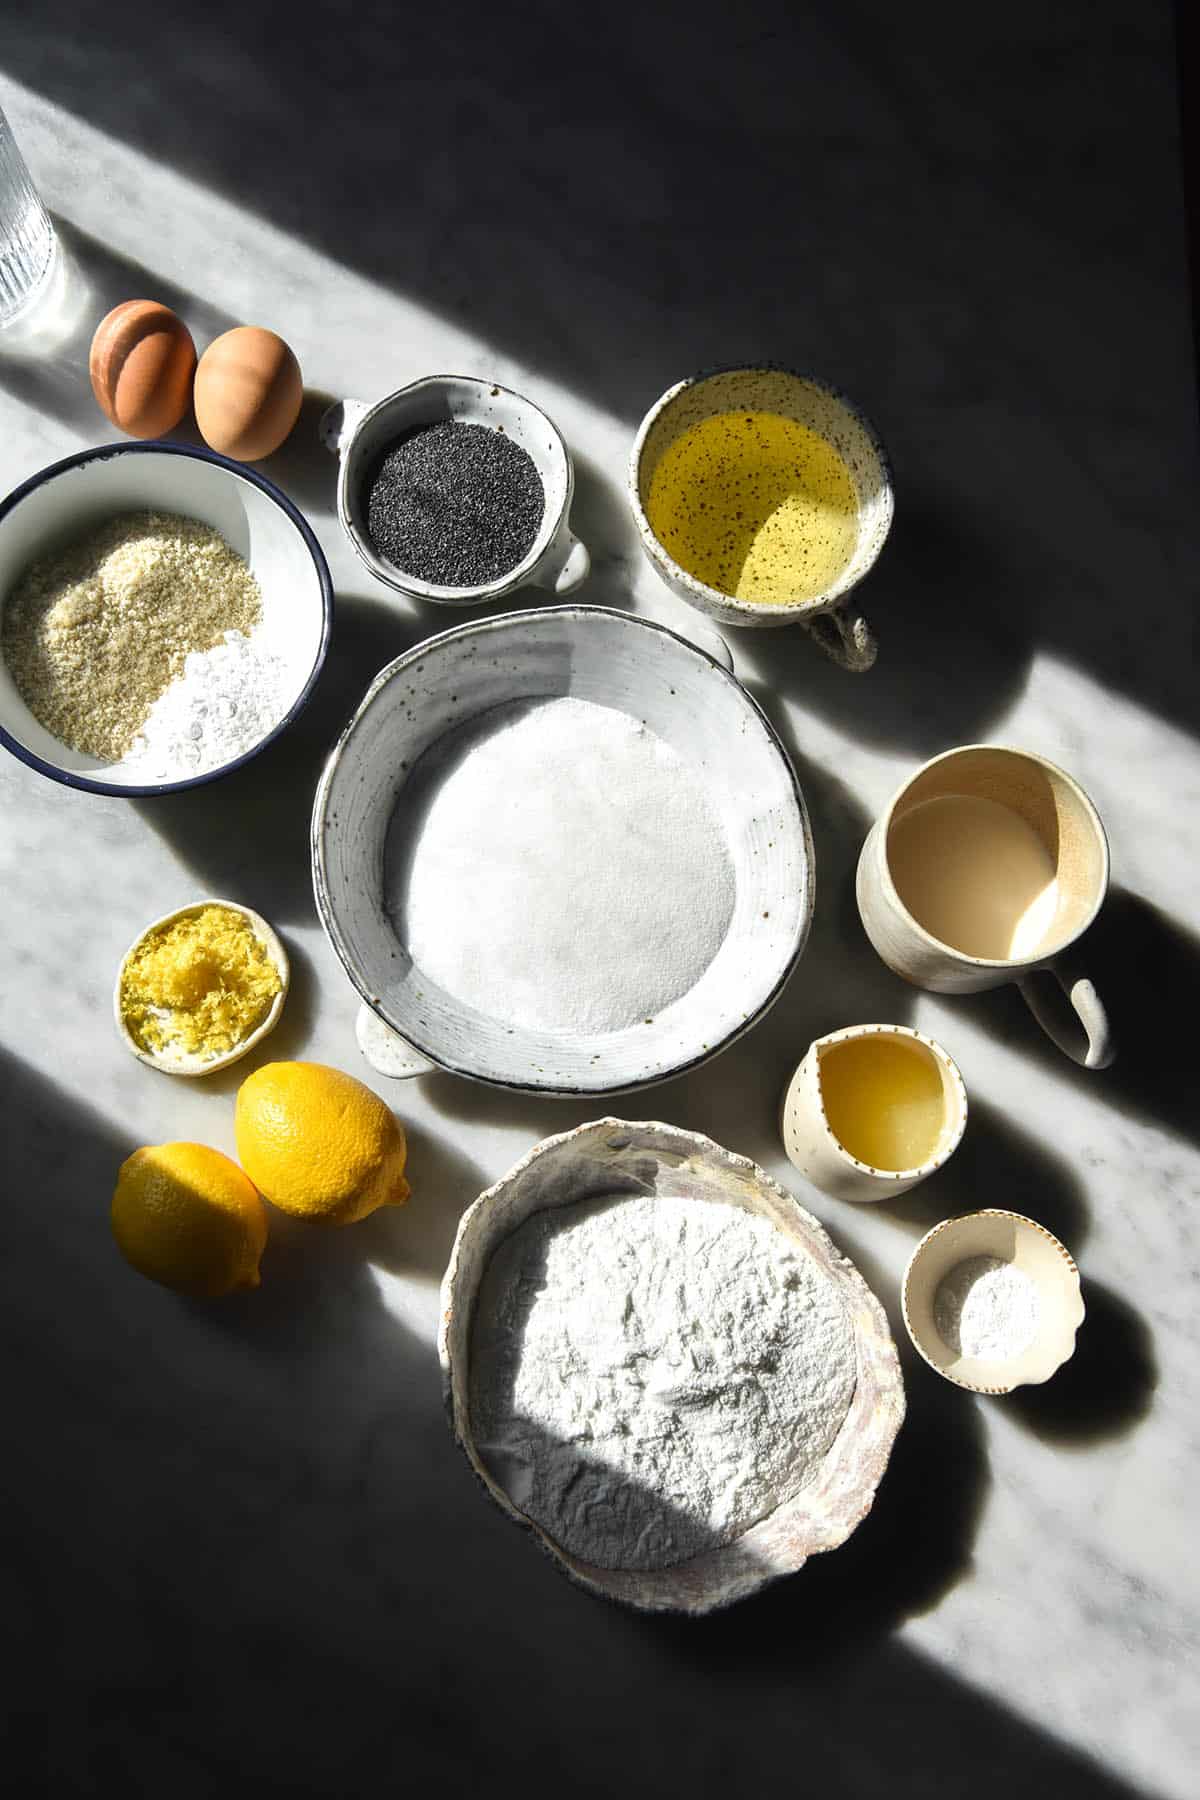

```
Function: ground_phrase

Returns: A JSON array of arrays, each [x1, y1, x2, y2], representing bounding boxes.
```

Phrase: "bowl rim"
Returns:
[[627, 360, 895, 622], [310, 602, 815, 1096], [0, 439, 334, 797]]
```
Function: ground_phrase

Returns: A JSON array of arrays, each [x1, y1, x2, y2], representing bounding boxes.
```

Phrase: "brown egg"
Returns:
[[89, 300, 197, 439], [193, 326, 304, 462]]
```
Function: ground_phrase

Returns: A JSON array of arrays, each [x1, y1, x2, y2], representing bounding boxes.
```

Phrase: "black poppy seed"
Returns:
[[363, 421, 544, 587]]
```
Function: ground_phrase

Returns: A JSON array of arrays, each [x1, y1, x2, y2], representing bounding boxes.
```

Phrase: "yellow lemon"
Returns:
[[234, 1060, 411, 1225], [112, 1142, 268, 1297]]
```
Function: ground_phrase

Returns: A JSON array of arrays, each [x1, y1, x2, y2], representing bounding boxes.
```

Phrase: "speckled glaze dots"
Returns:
[[645, 410, 858, 604]]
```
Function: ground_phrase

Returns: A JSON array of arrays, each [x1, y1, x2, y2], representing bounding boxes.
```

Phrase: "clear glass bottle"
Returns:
[[0, 105, 57, 325]]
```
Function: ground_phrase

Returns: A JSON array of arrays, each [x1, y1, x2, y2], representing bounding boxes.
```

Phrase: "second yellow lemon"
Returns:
[[235, 1060, 411, 1225], [112, 1141, 267, 1296]]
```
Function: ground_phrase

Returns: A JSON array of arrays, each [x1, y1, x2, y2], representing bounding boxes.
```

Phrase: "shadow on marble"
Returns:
[[349, 1116, 490, 1286], [2, 1040, 1156, 1800], [179, 1111, 486, 1306], [1003, 1278, 1157, 1448], [7, 4, 1197, 748], [258, 385, 339, 519], [0, 219, 236, 443], [640, 1326, 988, 1662], [0, 223, 337, 521], [734, 489, 1033, 754], [883, 1096, 1092, 1253], [569, 447, 636, 572], [133, 590, 418, 925], [969, 885, 1200, 1151]]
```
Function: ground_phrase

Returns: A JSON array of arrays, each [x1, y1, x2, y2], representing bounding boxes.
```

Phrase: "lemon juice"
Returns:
[[645, 410, 859, 605], [818, 1035, 945, 1172]]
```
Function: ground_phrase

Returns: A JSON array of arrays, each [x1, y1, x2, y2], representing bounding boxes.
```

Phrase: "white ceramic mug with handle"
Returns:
[[856, 745, 1114, 1069]]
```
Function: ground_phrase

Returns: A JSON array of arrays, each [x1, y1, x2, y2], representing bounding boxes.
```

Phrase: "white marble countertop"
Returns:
[[2, 8, 1197, 1795]]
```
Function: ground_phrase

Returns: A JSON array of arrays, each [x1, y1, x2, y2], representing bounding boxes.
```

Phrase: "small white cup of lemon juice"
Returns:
[[781, 1022, 967, 1203], [628, 364, 893, 669]]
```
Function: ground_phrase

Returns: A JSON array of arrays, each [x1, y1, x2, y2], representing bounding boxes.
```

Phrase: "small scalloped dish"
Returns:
[[439, 1118, 905, 1614], [114, 898, 289, 1077], [902, 1208, 1084, 1395]]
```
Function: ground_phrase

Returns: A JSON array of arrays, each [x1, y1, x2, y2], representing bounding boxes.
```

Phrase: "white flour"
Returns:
[[386, 697, 736, 1035], [469, 1191, 858, 1571], [933, 1255, 1041, 1361], [119, 629, 292, 781]]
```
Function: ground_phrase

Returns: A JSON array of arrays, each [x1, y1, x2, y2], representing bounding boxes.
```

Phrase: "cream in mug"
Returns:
[[887, 793, 1059, 960]]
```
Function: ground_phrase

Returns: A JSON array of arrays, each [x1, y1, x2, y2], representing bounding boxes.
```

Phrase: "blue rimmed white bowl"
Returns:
[[0, 441, 333, 796]]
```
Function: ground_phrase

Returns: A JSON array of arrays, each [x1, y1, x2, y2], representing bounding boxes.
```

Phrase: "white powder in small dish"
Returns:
[[933, 1255, 1041, 1361], [469, 1190, 858, 1571], [119, 629, 293, 781], [386, 696, 737, 1035]]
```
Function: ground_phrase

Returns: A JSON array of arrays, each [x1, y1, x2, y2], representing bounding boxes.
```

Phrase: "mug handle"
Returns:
[[531, 519, 591, 596], [355, 1003, 436, 1079], [1017, 956, 1115, 1070], [802, 597, 878, 672]]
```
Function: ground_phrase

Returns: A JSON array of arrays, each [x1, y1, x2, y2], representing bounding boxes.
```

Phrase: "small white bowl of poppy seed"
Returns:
[[321, 375, 590, 607]]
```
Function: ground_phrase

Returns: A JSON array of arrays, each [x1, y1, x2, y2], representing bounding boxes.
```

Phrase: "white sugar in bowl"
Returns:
[[313, 605, 814, 1096]]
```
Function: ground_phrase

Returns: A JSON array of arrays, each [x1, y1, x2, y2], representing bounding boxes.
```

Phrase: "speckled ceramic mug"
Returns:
[[628, 364, 893, 669]]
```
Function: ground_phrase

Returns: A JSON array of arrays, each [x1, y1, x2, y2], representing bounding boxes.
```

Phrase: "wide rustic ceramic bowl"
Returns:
[[312, 606, 814, 1095], [439, 1119, 906, 1614]]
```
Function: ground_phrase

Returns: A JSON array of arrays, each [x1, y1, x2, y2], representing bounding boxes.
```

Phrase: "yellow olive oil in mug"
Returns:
[[645, 410, 859, 605], [818, 1035, 946, 1172]]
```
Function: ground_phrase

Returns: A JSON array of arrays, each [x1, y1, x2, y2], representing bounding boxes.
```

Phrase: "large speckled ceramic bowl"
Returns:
[[629, 364, 893, 668], [312, 606, 813, 1096], [439, 1118, 906, 1614]]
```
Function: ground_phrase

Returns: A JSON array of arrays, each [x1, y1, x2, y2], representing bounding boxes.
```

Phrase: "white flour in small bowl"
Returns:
[[386, 696, 737, 1035]]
